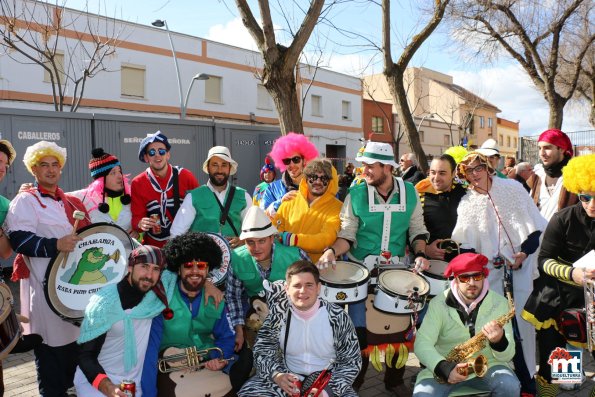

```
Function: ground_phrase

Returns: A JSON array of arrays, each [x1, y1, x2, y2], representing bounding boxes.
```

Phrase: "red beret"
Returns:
[[443, 253, 489, 279], [538, 129, 573, 157]]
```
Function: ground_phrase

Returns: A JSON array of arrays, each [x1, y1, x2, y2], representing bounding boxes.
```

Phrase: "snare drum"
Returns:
[[45, 223, 134, 325], [0, 283, 21, 360], [319, 261, 369, 304], [204, 233, 231, 289], [422, 260, 450, 297], [374, 270, 430, 314]]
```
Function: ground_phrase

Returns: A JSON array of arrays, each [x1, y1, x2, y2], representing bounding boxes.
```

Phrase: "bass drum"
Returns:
[[0, 283, 21, 360], [204, 233, 232, 289], [44, 223, 135, 325]]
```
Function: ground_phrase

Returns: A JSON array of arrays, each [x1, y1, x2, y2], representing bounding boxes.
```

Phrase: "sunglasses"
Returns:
[[182, 260, 208, 270], [282, 156, 302, 166], [464, 164, 487, 174], [147, 148, 168, 157], [457, 272, 484, 283], [578, 193, 594, 203], [307, 174, 330, 185]]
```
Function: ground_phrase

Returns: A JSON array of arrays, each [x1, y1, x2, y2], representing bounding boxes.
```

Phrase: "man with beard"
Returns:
[[6, 141, 91, 397], [170, 146, 251, 249], [273, 158, 343, 262], [132, 131, 199, 247], [415, 154, 467, 262], [413, 253, 519, 397], [262, 133, 319, 216], [74, 245, 169, 396], [317, 141, 429, 393], [142, 232, 253, 396], [529, 129, 578, 220]]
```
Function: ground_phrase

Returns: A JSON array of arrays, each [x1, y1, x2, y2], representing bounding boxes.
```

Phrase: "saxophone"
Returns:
[[442, 291, 516, 378]]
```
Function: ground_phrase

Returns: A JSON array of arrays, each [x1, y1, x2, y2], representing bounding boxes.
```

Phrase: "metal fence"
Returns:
[[518, 129, 595, 165]]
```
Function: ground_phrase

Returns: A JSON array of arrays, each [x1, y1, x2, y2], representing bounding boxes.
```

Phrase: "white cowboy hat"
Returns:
[[202, 146, 238, 175], [476, 138, 500, 157], [356, 141, 398, 167], [239, 206, 277, 240]]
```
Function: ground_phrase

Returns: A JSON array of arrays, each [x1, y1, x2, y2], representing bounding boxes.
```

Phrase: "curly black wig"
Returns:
[[162, 232, 223, 273]]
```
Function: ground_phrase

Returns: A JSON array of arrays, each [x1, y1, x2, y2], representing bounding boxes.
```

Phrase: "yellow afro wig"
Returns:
[[444, 146, 468, 164], [562, 154, 595, 194], [23, 141, 67, 176]]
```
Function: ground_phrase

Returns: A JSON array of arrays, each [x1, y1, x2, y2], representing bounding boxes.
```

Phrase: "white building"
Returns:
[[0, 0, 363, 160]]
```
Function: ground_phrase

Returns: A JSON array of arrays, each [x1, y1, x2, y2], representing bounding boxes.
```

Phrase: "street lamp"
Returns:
[[152, 19, 184, 119], [182, 73, 209, 118]]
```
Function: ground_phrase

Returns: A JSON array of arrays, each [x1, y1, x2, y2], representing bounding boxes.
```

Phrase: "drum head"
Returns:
[[378, 270, 429, 297], [0, 283, 12, 323], [320, 261, 369, 287], [204, 233, 231, 287], [45, 223, 135, 324], [425, 260, 449, 278]]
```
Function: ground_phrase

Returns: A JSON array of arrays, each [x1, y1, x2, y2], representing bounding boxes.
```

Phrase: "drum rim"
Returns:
[[372, 297, 419, 315], [44, 222, 134, 324], [204, 232, 231, 286], [377, 270, 430, 298], [319, 261, 370, 288], [421, 270, 447, 281]]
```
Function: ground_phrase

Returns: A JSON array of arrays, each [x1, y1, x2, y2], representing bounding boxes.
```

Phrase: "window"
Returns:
[[419, 130, 425, 142], [44, 51, 65, 84], [506, 136, 511, 147], [488, 117, 493, 128], [311, 95, 322, 116], [205, 75, 222, 104], [371, 116, 383, 134], [514, 137, 518, 148], [256, 84, 272, 110], [499, 134, 503, 146], [341, 101, 351, 120], [444, 134, 450, 145], [121, 64, 145, 98], [479, 116, 485, 128]]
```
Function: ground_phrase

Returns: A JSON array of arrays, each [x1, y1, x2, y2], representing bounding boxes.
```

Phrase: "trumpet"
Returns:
[[158, 346, 228, 373]]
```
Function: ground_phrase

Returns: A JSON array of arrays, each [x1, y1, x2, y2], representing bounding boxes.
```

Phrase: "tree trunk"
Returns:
[[385, 66, 429, 173], [265, 69, 304, 134], [546, 92, 566, 130]]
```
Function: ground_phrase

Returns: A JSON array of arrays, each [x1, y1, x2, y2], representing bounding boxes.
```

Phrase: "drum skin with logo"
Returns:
[[319, 261, 370, 304], [204, 232, 232, 289], [0, 283, 21, 360], [373, 270, 429, 314], [44, 223, 135, 325], [422, 260, 450, 297]]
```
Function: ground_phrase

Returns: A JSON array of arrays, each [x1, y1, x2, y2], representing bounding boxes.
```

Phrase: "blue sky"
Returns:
[[61, 0, 592, 136]]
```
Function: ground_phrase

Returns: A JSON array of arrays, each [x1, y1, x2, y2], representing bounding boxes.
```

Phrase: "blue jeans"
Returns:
[[347, 300, 366, 328], [413, 365, 520, 397]]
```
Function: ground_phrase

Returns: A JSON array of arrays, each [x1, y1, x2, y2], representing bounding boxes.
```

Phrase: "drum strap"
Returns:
[[172, 167, 181, 217], [283, 309, 292, 368], [212, 186, 239, 237]]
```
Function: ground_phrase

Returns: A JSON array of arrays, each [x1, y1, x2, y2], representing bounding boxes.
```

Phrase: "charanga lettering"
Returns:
[[78, 239, 115, 248]]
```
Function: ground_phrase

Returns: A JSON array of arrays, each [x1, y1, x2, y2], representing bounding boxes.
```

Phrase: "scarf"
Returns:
[[450, 278, 490, 315], [543, 156, 570, 178], [146, 165, 177, 228]]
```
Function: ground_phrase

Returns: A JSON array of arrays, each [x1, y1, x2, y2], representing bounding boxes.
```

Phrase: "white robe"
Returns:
[[452, 176, 547, 375], [533, 164, 564, 221]]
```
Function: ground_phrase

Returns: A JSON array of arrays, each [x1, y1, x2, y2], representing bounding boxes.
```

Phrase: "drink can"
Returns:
[[291, 378, 302, 397], [150, 214, 161, 234], [120, 379, 136, 397]]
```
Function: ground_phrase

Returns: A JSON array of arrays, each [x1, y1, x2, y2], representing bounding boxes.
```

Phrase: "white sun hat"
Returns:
[[239, 206, 278, 240], [202, 146, 239, 175], [356, 141, 398, 167]]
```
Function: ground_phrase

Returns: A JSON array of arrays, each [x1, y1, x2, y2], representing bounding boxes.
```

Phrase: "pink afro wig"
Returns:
[[269, 132, 319, 172]]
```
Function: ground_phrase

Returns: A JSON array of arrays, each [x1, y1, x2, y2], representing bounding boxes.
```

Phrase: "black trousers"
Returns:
[[33, 342, 78, 397]]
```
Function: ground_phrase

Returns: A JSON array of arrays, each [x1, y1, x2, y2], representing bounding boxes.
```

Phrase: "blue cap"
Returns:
[[138, 131, 171, 163]]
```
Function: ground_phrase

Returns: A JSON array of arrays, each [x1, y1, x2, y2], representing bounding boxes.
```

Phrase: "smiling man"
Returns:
[[226, 206, 307, 350], [170, 146, 252, 249], [131, 131, 199, 247], [239, 261, 361, 397]]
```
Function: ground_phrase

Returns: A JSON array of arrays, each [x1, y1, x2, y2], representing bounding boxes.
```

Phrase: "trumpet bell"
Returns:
[[109, 249, 121, 263], [457, 354, 488, 378]]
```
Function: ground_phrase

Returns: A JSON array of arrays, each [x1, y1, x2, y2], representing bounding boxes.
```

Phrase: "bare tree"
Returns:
[[382, 0, 451, 173], [559, 41, 594, 127], [235, 0, 327, 135], [450, 0, 594, 129], [0, 0, 121, 112]]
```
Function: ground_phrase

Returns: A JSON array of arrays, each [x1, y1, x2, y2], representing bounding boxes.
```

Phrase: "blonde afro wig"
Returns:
[[23, 141, 67, 176], [562, 154, 595, 194]]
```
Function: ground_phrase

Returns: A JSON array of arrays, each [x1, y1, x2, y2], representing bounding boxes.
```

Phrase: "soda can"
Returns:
[[291, 377, 302, 397], [150, 213, 161, 234], [120, 379, 136, 397]]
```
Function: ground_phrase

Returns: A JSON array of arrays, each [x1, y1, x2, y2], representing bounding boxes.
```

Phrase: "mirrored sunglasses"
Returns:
[[147, 148, 168, 157], [282, 156, 302, 166], [578, 193, 594, 203], [182, 260, 208, 270], [457, 272, 484, 283]]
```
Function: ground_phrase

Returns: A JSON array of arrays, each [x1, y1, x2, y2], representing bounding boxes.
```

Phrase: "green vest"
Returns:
[[0, 195, 9, 224], [232, 242, 301, 297], [189, 185, 247, 236], [349, 180, 417, 260], [160, 286, 224, 351]]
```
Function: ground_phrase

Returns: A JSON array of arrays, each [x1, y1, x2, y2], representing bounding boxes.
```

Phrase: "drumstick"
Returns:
[[61, 210, 85, 269]]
